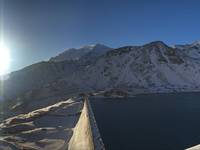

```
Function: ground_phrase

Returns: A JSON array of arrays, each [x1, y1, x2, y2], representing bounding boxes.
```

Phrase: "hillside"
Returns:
[[1, 41, 200, 119]]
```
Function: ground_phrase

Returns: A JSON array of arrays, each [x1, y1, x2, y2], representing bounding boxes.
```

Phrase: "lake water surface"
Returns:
[[90, 93, 200, 150]]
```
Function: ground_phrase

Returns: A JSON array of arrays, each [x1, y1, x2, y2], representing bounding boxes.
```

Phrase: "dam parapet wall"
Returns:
[[68, 96, 104, 150]]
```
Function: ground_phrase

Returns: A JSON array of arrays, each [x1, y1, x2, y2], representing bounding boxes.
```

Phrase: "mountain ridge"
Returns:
[[50, 43, 111, 62], [1, 40, 200, 119]]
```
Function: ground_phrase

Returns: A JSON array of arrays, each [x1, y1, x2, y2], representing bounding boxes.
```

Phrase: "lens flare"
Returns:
[[0, 43, 11, 75]]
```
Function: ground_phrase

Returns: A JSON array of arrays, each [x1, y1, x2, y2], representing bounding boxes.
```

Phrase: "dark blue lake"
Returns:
[[90, 93, 200, 150]]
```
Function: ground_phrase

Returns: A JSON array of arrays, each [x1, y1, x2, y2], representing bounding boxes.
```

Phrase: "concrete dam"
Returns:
[[68, 97, 104, 150], [0, 95, 199, 150]]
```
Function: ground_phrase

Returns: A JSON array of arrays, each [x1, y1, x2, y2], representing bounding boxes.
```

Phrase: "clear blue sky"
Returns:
[[1, 0, 200, 72]]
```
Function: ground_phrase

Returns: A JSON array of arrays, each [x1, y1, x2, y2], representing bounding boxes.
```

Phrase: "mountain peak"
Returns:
[[81, 43, 110, 49], [145, 41, 167, 46], [175, 40, 200, 50], [191, 40, 200, 46], [50, 43, 111, 62], [143, 41, 169, 49]]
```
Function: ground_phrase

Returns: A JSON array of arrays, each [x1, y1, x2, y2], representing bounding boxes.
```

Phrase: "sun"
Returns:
[[0, 43, 11, 75]]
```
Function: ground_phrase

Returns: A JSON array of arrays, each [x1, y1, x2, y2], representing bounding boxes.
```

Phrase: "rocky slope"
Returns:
[[1, 41, 200, 120], [50, 44, 111, 62], [175, 41, 200, 59]]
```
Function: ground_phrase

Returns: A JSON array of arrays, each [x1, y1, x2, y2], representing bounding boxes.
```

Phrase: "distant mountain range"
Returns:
[[1, 40, 200, 118]]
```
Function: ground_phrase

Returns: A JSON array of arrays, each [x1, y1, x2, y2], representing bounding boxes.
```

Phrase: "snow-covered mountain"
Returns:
[[175, 40, 200, 59], [2, 40, 200, 119], [50, 44, 111, 62]]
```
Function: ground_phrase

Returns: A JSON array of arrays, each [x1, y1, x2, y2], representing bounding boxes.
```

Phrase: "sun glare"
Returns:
[[0, 43, 11, 75]]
